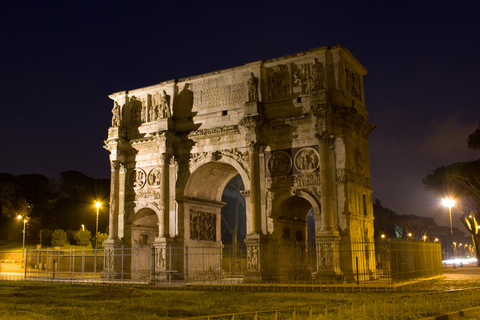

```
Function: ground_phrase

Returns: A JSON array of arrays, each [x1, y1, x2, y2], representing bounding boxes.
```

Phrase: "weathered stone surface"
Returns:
[[104, 45, 376, 282]]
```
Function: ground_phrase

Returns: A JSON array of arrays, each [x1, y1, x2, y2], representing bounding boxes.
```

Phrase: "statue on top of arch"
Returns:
[[151, 90, 171, 121], [111, 101, 121, 127]]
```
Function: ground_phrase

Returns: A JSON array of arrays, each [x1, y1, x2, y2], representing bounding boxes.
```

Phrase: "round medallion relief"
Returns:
[[147, 167, 161, 187], [267, 151, 292, 176], [129, 168, 146, 189], [294, 147, 320, 173]]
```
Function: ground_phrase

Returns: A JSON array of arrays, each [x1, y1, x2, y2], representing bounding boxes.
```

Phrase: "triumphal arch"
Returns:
[[103, 45, 376, 282]]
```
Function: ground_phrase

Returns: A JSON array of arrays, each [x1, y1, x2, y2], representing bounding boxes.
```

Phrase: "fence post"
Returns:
[[24, 248, 28, 279], [152, 246, 155, 285], [185, 245, 188, 283]]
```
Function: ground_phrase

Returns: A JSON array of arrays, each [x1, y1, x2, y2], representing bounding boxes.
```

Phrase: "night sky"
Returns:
[[2, 1, 479, 230]]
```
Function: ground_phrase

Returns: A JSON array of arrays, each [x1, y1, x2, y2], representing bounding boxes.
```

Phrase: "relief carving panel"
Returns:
[[267, 151, 292, 176], [190, 210, 217, 242]]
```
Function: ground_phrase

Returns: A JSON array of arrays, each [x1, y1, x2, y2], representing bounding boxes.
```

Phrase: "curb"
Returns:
[[420, 306, 480, 319]]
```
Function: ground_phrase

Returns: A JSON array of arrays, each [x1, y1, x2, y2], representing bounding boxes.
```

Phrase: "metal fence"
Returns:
[[174, 287, 480, 320], [15, 239, 442, 285]]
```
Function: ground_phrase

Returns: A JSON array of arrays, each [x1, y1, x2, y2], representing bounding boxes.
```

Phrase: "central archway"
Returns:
[[182, 160, 247, 280]]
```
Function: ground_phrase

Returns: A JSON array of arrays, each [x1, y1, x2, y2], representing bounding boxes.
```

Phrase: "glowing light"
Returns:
[[442, 198, 455, 208]]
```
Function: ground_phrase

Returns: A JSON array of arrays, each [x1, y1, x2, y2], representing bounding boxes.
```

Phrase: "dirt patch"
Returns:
[[97, 286, 147, 299]]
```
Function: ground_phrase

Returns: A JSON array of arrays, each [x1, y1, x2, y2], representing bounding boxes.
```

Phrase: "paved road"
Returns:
[[424, 264, 480, 319]]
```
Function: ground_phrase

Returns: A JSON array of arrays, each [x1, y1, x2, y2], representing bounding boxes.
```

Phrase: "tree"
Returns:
[[73, 229, 92, 247], [423, 126, 480, 265], [93, 232, 108, 249], [51, 229, 68, 247], [373, 199, 397, 240], [0, 181, 32, 218]]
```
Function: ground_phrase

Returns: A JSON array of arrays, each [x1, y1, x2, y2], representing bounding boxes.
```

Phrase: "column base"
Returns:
[[102, 239, 124, 279]]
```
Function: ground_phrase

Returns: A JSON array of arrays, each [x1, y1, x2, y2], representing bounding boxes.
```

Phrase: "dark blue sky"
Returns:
[[1, 1, 479, 229]]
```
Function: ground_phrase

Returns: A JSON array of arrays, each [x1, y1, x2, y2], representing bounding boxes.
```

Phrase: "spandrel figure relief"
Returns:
[[147, 167, 161, 187], [267, 151, 292, 176], [129, 168, 146, 189], [294, 148, 320, 173]]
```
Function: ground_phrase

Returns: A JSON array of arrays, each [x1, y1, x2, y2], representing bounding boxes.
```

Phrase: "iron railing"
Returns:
[[2, 239, 443, 285]]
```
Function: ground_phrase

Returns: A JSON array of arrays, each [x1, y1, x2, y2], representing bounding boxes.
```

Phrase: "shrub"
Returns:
[[40, 229, 53, 246], [51, 229, 68, 247], [73, 229, 92, 247]]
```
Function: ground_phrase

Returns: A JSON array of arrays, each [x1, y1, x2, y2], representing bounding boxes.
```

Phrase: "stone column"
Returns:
[[314, 130, 341, 279], [117, 162, 126, 239], [316, 132, 337, 235], [103, 159, 123, 279], [248, 142, 262, 234], [158, 153, 170, 238], [108, 160, 120, 240]]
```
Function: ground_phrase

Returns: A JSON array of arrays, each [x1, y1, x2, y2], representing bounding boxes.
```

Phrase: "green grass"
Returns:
[[0, 281, 409, 320]]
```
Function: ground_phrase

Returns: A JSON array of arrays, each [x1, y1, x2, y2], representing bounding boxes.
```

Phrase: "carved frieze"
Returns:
[[267, 65, 290, 101], [129, 96, 142, 127], [266, 113, 313, 128], [267, 151, 292, 176], [292, 172, 321, 187], [292, 58, 325, 94], [294, 147, 320, 173], [136, 189, 161, 200], [266, 172, 321, 189], [151, 90, 171, 120], [187, 125, 239, 139], [190, 210, 216, 242]]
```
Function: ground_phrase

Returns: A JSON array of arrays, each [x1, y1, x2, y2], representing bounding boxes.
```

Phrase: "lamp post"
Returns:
[[17, 215, 27, 262], [442, 198, 455, 235], [95, 202, 101, 249]]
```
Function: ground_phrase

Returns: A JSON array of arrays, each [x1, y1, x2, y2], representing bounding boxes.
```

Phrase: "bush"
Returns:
[[51, 229, 68, 247], [40, 229, 53, 246], [73, 229, 92, 247]]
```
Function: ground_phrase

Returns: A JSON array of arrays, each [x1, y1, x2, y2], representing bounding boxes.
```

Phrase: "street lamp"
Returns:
[[442, 198, 455, 235], [81, 224, 85, 231], [94, 201, 101, 249], [16, 215, 27, 252]]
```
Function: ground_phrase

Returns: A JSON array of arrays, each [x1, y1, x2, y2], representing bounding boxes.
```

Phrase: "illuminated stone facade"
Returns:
[[104, 45, 376, 282]]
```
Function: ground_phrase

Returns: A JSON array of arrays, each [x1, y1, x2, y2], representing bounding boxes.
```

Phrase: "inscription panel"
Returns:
[[189, 74, 249, 112]]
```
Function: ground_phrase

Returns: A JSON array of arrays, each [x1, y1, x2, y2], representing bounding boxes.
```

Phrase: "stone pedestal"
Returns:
[[102, 239, 125, 279], [151, 238, 182, 282], [314, 235, 342, 282], [244, 234, 267, 283]]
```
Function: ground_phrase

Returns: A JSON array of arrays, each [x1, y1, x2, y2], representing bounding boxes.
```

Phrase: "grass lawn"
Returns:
[[0, 281, 410, 320]]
